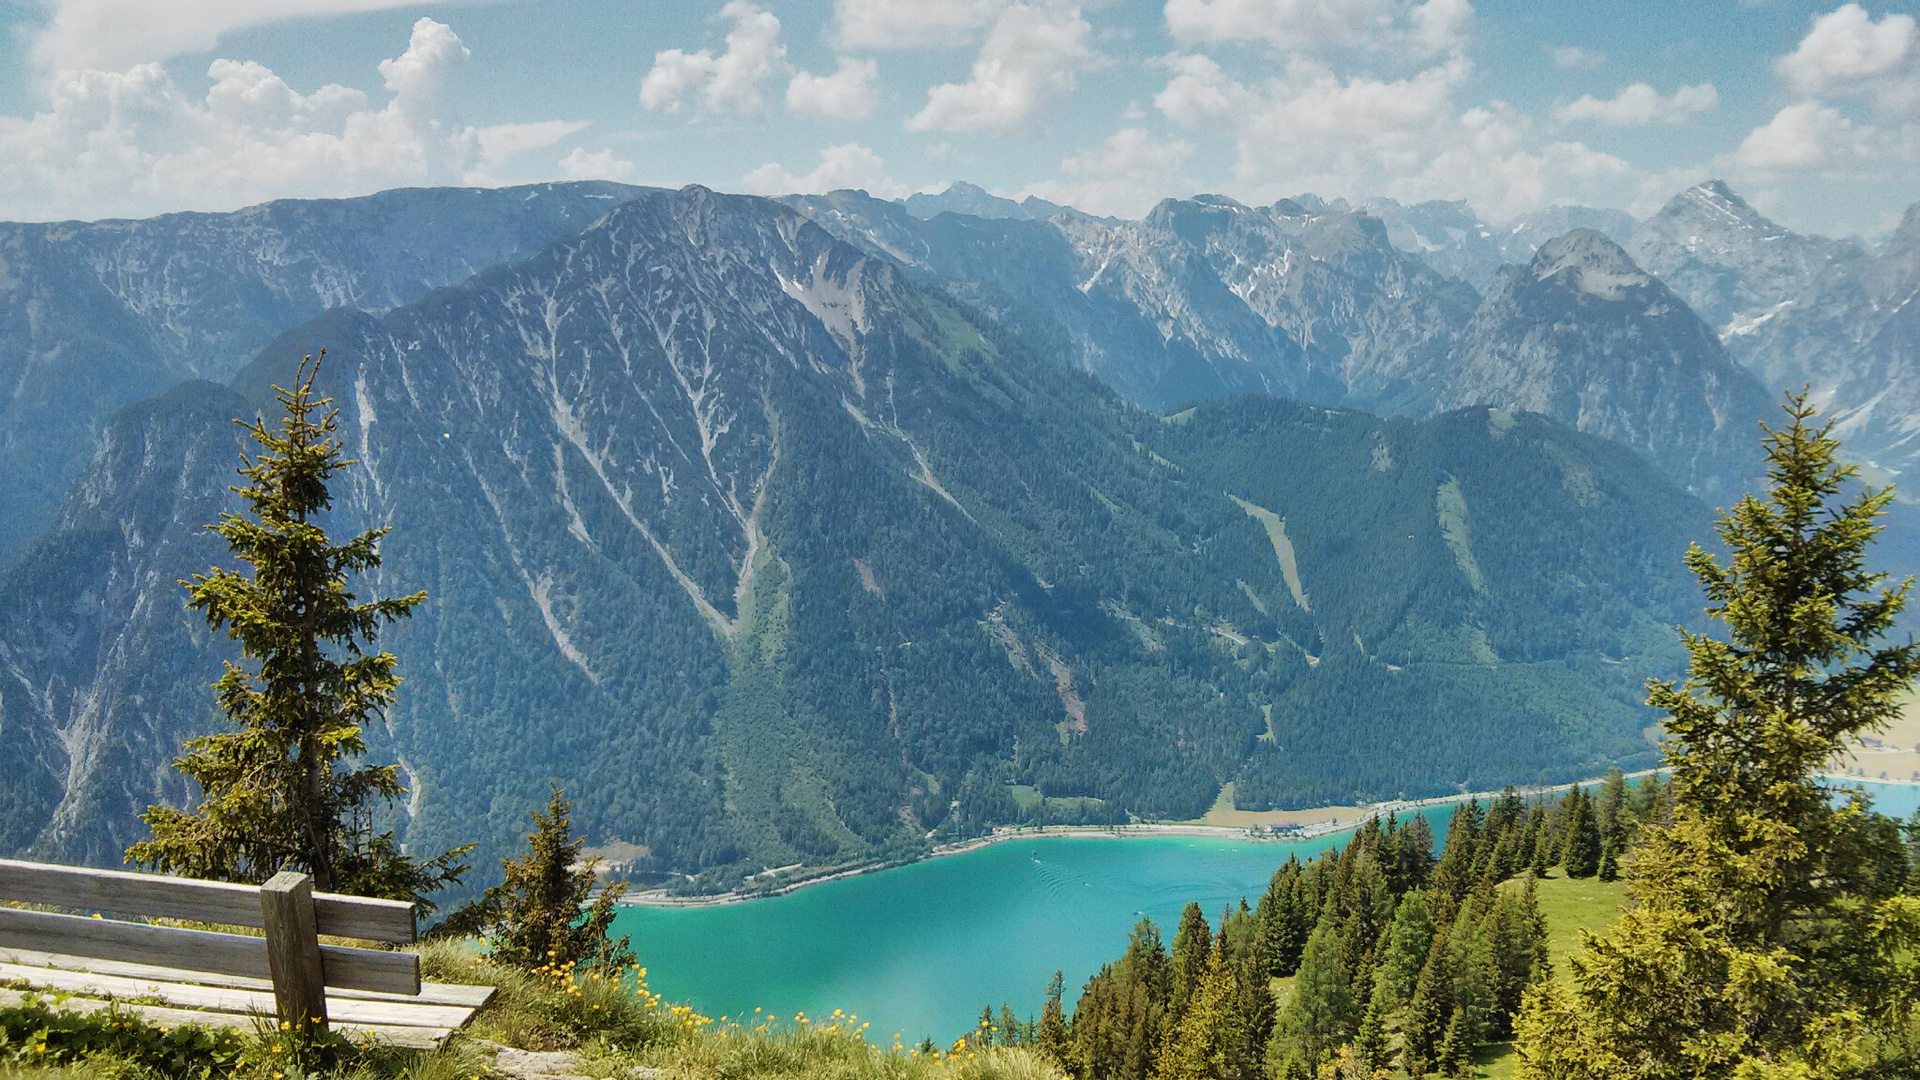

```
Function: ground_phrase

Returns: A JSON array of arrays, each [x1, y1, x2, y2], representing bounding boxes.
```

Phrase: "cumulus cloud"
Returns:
[[557, 147, 639, 182], [30, 0, 445, 72], [787, 58, 882, 121], [1549, 45, 1605, 70], [741, 142, 910, 198], [1020, 128, 1193, 217], [1153, 53, 1638, 221], [1777, 3, 1919, 112], [477, 120, 591, 165], [0, 18, 582, 221], [1552, 82, 1718, 126], [640, 2, 787, 116], [907, 3, 1094, 132], [1162, 0, 1473, 59], [833, 0, 1007, 49], [1723, 99, 1910, 178]]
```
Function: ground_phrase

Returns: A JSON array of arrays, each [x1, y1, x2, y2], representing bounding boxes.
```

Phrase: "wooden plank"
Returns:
[[0, 908, 420, 995], [0, 964, 478, 1029], [0, 989, 451, 1050], [0, 947, 494, 1008], [261, 872, 328, 1031], [0, 859, 416, 943]]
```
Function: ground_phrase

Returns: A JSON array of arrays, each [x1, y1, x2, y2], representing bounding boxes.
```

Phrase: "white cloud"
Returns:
[[477, 120, 591, 165], [1154, 53, 1641, 221], [0, 18, 585, 222], [1020, 128, 1193, 217], [1549, 45, 1605, 70], [1154, 53, 1244, 126], [741, 142, 910, 198], [833, 0, 1008, 50], [787, 58, 882, 121], [640, 2, 787, 117], [30, 0, 446, 72], [1777, 4, 1919, 112], [907, 3, 1094, 132], [1724, 100, 1891, 175], [1552, 82, 1718, 126], [1162, 0, 1472, 58], [557, 147, 639, 183]]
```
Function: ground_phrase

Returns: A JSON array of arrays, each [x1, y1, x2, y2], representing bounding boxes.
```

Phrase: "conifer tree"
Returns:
[[1170, 903, 1214, 1023], [1435, 1007, 1473, 1078], [1275, 913, 1355, 1065], [127, 353, 465, 903], [1352, 987, 1390, 1076], [1040, 969, 1070, 1066], [473, 785, 636, 973], [1154, 945, 1241, 1080], [1559, 789, 1601, 879], [1401, 933, 1452, 1077], [1596, 843, 1619, 883], [1512, 392, 1920, 1078], [1371, 890, 1432, 1011]]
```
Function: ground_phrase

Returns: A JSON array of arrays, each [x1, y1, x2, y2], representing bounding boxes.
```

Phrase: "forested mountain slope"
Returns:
[[0, 181, 647, 561], [0, 186, 1707, 889]]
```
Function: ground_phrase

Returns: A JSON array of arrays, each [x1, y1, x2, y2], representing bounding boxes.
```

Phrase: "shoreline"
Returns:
[[619, 771, 1662, 909]]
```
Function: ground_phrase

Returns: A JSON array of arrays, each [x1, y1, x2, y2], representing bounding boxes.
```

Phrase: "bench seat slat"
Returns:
[[0, 948, 494, 1008], [0, 963, 478, 1029], [0, 859, 416, 943], [0, 989, 451, 1050], [0, 908, 419, 995]]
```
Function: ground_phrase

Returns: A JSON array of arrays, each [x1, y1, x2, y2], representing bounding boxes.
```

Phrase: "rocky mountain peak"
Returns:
[[904, 181, 1034, 221], [1679, 180, 1775, 233], [1626, 179, 1862, 331], [1530, 229, 1653, 300]]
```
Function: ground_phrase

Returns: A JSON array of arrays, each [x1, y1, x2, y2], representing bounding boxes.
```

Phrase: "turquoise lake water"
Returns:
[[613, 782, 1920, 1045]]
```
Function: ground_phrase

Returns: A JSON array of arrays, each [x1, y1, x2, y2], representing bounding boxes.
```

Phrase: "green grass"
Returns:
[[0, 941, 1063, 1080], [1474, 872, 1631, 1078], [1525, 872, 1631, 974]]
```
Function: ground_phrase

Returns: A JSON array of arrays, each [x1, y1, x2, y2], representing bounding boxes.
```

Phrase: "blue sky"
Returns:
[[2, 0, 1917, 235]]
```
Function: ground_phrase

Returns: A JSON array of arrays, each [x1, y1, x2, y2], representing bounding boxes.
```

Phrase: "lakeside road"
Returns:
[[619, 771, 1663, 909]]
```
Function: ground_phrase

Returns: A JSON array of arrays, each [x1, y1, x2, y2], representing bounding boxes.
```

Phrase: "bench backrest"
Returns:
[[0, 858, 421, 1028]]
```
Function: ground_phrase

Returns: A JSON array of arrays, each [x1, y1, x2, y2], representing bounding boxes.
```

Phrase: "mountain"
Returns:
[[1360, 198, 1635, 291], [787, 189, 1482, 415], [0, 186, 1708, 890], [903, 182, 1066, 222], [1626, 180, 1863, 335], [788, 189, 1762, 496], [1441, 230, 1770, 498], [0, 181, 648, 563]]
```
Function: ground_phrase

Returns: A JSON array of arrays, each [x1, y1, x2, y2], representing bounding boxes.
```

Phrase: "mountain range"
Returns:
[[0, 176, 1910, 890]]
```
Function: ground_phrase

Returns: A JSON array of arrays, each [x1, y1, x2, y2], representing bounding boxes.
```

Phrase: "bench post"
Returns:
[[260, 871, 328, 1033]]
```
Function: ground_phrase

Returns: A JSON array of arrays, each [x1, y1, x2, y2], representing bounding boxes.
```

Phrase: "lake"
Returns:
[[613, 782, 1920, 1045]]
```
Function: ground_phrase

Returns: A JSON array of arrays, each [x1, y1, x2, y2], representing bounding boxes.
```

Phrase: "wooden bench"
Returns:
[[0, 859, 494, 1049]]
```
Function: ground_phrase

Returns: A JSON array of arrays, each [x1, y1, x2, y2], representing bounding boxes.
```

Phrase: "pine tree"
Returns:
[[1170, 902, 1214, 1023], [1371, 889, 1432, 1011], [1401, 931, 1452, 1077], [127, 353, 466, 903], [1596, 842, 1619, 883], [1276, 912, 1356, 1065], [1353, 986, 1390, 1075], [1435, 1006, 1472, 1078], [1560, 788, 1601, 879], [1512, 392, 1920, 1078], [470, 786, 636, 973], [1154, 944, 1240, 1080], [1040, 969, 1070, 1065]]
